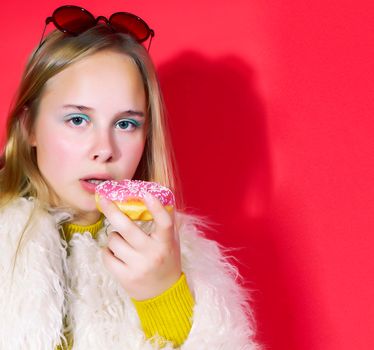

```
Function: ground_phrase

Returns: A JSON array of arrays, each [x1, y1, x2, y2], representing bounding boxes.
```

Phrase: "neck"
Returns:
[[71, 211, 102, 226]]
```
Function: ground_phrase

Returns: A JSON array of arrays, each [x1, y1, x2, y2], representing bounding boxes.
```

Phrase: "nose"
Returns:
[[90, 131, 115, 162]]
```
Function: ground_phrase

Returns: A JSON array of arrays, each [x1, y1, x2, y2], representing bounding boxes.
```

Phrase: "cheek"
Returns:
[[35, 130, 79, 176], [117, 134, 146, 177]]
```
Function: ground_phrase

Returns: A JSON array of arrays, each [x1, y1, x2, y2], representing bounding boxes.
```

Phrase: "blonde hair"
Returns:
[[0, 24, 181, 210]]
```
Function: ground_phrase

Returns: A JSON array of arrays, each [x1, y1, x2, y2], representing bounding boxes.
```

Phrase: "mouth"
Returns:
[[80, 175, 113, 193], [84, 179, 107, 185]]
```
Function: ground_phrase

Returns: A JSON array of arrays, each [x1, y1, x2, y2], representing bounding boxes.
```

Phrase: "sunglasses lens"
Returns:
[[53, 6, 96, 35], [110, 13, 150, 42]]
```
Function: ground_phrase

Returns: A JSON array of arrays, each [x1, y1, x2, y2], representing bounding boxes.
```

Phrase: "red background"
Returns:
[[1, 1, 373, 349]]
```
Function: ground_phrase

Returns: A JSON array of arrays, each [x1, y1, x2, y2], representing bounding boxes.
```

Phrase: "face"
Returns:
[[30, 50, 147, 224]]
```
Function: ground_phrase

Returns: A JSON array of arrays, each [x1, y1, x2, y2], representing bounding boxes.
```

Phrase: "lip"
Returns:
[[80, 173, 114, 181], [80, 174, 113, 194]]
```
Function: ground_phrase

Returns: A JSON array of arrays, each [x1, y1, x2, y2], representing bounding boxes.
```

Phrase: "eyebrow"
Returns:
[[62, 104, 145, 117]]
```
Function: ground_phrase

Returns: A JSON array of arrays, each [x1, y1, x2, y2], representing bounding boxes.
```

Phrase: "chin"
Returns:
[[69, 198, 99, 215]]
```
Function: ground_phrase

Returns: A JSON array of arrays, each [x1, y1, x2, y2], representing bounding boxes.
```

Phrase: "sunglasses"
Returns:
[[38, 5, 155, 51]]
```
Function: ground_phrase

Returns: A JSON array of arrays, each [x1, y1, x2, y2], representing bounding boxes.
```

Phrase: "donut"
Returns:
[[95, 179, 175, 221]]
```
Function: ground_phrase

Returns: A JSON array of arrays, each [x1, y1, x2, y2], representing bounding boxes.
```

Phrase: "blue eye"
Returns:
[[64, 114, 90, 127], [71, 117, 84, 126], [115, 118, 141, 131]]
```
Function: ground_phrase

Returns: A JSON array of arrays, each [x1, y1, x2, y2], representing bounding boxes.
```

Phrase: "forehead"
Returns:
[[41, 50, 146, 109]]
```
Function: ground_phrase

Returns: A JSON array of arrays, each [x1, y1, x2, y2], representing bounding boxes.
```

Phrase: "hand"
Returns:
[[99, 193, 182, 301]]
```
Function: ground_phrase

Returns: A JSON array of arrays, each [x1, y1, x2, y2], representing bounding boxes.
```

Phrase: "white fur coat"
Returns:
[[0, 197, 260, 350]]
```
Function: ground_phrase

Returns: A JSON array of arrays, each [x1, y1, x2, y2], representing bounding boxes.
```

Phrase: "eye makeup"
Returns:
[[115, 118, 143, 131], [63, 113, 90, 126]]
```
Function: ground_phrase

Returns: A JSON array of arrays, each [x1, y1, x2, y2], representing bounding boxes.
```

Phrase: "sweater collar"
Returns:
[[61, 215, 105, 242]]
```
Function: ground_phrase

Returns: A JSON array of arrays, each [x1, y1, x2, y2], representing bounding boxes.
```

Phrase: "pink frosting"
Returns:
[[95, 179, 175, 206]]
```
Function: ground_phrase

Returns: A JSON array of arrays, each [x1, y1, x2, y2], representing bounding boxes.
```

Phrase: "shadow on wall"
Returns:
[[157, 51, 271, 220], [157, 51, 318, 350]]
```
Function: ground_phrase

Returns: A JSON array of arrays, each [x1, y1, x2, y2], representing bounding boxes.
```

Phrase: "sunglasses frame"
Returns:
[[38, 5, 155, 52]]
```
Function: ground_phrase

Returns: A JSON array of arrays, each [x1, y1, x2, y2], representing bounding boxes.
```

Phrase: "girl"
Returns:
[[0, 5, 260, 350]]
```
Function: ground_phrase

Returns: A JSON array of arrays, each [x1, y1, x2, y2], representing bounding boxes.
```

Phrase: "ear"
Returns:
[[19, 107, 36, 147], [28, 129, 36, 147]]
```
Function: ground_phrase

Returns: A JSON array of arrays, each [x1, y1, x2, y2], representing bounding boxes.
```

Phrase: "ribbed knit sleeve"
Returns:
[[131, 273, 194, 347]]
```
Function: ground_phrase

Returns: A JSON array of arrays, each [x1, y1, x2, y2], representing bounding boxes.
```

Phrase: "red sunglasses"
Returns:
[[38, 5, 155, 51]]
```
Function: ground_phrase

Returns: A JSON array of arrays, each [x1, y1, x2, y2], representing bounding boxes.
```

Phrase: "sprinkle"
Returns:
[[95, 179, 175, 206]]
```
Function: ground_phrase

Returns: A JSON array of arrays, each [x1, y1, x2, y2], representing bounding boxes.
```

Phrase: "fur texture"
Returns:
[[0, 197, 260, 349]]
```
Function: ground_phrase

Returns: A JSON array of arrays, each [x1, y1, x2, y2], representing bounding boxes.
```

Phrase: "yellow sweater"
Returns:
[[57, 217, 194, 349]]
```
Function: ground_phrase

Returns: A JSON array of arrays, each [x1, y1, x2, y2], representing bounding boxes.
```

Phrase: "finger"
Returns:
[[143, 192, 174, 239], [102, 246, 127, 272], [99, 196, 148, 247], [101, 247, 133, 283], [107, 231, 138, 265]]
